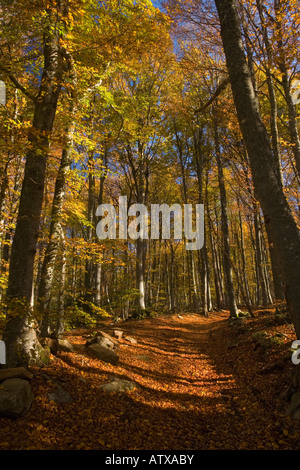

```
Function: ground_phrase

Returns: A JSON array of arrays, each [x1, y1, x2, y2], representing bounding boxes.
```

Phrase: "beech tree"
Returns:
[[3, 0, 70, 366], [214, 0, 300, 340]]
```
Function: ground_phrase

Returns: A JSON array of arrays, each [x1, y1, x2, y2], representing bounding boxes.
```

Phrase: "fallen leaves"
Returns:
[[0, 310, 300, 450]]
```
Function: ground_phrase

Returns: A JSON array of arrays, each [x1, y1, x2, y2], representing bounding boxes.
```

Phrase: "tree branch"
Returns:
[[193, 77, 230, 114], [0, 65, 36, 101]]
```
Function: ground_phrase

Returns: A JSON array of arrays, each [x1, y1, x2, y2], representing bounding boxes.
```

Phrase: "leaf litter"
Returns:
[[1, 309, 300, 450]]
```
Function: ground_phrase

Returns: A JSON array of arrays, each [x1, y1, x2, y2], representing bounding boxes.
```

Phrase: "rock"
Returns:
[[86, 343, 119, 365], [48, 384, 73, 404], [42, 338, 74, 354], [99, 331, 119, 348], [238, 311, 250, 318], [0, 367, 33, 383], [0, 378, 34, 418], [113, 329, 123, 339], [57, 339, 74, 352], [87, 331, 119, 348], [42, 338, 58, 354], [99, 377, 137, 393], [124, 336, 137, 344], [85, 335, 115, 350], [73, 344, 86, 353]]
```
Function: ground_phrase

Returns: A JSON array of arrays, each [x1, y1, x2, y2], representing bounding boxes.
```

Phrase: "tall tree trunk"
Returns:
[[84, 161, 96, 303], [214, 115, 239, 318], [256, 0, 283, 187], [238, 206, 252, 307], [175, 123, 196, 309], [193, 129, 209, 315], [38, 55, 76, 337], [169, 243, 176, 312], [94, 146, 107, 307], [253, 207, 273, 306], [55, 228, 67, 337], [136, 237, 146, 311], [3, 2, 66, 367], [274, 0, 300, 179], [134, 142, 148, 312], [214, 0, 300, 337]]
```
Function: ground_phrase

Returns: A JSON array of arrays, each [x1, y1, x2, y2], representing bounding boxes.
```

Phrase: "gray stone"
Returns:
[[42, 338, 74, 354], [85, 335, 115, 350], [57, 339, 74, 352], [86, 331, 119, 348], [48, 384, 73, 404], [0, 378, 34, 418], [86, 343, 119, 365], [124, 336, 137, 344], [113, 329, 123, 339], [99, 377, 137, 393], [238, 311, 250, 318], [97, 336, 115, 349]]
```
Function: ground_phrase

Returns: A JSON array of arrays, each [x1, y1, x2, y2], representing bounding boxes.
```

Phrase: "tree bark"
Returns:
[[274, 0, 300, 179], [214, 0, 300, 337], [256, 0, 283, 187], [214, 115, 239, 318], [3, 2, 66, 367], [38, 55, 76, 337]]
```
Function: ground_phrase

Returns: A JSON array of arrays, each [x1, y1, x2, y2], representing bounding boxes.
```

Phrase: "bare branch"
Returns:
[[193, 77, 230, 114], [0, 64, 36, 101]]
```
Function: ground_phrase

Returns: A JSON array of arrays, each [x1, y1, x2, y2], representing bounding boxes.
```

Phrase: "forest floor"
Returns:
[[1, 308, 300, 450]]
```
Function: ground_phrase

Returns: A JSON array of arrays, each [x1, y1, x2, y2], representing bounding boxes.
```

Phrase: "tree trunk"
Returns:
[[214, 115, 239, 318], [214, 0, 300, 337], [256, 0, 283, 187], [38, 57, 76, 337], [135, 142, 148, 312], [238, 207, 252, 307], [84, 163, 96, 303], [193, 129, 209, 315], [136, 236, 146, 311], [55, 229, 67, 337], [3, 3, 65, 367], [253, 208, 273, 306], [274, 0, 300, 179]]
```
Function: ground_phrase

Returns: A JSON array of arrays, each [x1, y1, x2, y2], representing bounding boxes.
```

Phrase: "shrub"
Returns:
[[65, 301, 111, 329]]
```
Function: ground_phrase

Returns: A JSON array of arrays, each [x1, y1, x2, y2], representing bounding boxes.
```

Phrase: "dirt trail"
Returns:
[[0, 311, 299, 450]]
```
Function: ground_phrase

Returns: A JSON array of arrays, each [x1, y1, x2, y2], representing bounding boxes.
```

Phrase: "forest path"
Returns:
[[0, 311, 299, 450]]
